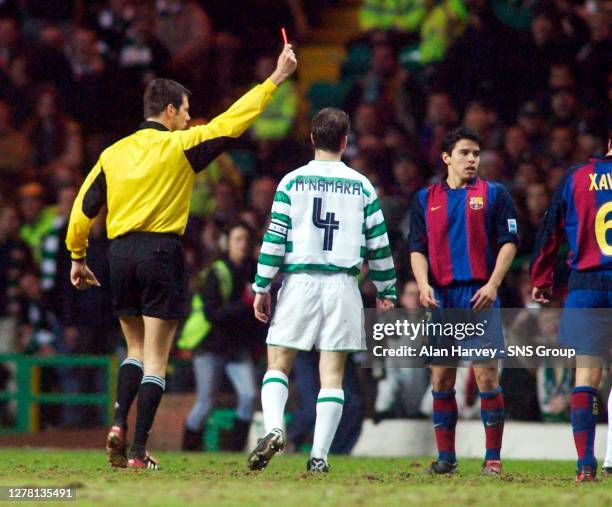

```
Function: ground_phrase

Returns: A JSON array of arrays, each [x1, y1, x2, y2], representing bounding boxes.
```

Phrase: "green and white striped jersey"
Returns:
[[253, 160, 397, 299]]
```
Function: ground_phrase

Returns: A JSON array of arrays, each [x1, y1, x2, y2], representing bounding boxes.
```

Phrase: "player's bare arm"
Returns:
[[410, 251, 439, 308], [531, 286, 552, 304], [471, 242, 517, 310], [376, 298, 395, 312], [253, 293, 271, 323]]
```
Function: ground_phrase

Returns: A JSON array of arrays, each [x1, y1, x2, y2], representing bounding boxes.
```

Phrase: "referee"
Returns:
[[66, 44, 297, 470]]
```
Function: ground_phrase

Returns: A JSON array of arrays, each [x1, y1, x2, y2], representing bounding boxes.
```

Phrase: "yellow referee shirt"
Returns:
[[66, 79, 278, 260]]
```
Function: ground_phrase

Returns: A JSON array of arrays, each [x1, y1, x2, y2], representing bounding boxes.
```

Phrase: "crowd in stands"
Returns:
[[0, 0, 609, 440]]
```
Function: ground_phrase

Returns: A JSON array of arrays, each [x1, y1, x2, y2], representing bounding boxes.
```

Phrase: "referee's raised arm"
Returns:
[[64, 43, 297, 470], [173, 44, 297, 172], [66, 44, 297, 268]]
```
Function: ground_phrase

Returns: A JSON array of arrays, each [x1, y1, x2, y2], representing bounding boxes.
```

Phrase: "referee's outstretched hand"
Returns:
[[269, 44, 297, 86], [70, 260, 101, 290]]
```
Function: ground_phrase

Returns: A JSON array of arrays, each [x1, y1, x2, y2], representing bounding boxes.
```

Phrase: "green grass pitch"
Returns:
[[0, 450, 610, 506]]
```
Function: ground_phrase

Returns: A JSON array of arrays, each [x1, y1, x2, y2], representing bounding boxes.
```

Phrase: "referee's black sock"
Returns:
[[132, 375, 166, 455], [113, 358, 143, 429]]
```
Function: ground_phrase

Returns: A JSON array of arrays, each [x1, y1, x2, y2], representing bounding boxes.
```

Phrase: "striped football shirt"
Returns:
[[252, 159, 397, 299]]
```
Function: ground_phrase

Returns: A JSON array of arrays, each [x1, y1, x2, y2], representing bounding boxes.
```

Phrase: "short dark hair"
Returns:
[[143, 79, 191, 119], [311, 107, 350, 153], [441, 127, 482, 155], [226, 219, 255, 239], [224, 220, 256, 254]]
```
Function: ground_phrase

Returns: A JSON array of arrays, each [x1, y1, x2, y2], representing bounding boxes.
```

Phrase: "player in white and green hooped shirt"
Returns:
[[247, 108, 396, 473]]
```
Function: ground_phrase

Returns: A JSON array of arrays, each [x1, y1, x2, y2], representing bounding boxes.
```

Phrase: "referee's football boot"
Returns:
[[425, 460, 458, 475], [247, 428, 285, 471], [307, 457, 330, 473], [575, 465, 597, 483], [602, 466, 612, 478], [481, 460, 502, 476], [127, 450, 160, 470], [105, 425, 127, 468]]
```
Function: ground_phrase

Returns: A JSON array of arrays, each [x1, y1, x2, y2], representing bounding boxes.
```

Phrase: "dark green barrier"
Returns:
[[0, 354, 117, 433]]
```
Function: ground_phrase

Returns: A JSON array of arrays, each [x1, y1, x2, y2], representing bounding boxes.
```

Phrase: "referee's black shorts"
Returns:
[[108, 232, 188, 320]]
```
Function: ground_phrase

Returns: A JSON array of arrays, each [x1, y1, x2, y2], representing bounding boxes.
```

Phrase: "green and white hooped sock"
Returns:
[[311, 388, 345, 461], [261, 370, 289, 433]]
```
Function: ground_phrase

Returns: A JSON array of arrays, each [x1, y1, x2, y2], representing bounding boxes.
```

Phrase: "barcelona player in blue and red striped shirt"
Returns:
[[531, 139, 612, 482], [410, 127, 518, 476]]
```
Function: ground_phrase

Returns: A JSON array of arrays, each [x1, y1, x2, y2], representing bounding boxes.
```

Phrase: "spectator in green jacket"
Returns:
[[181, 221, 263, 452], [18, 182, 57, 264], [251, 54, 297, 141], [360, 0, 426, 33], [417, 0, 469, 65]]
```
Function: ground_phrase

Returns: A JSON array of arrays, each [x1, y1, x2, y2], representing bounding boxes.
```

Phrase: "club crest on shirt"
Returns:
[[469, 196, 484, 210]]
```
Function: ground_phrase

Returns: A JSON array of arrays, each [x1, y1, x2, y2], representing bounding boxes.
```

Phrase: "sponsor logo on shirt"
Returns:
[[507, 219, 517, 233]]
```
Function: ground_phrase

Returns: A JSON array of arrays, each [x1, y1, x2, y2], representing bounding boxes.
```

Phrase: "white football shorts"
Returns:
[[266, 272, 366, 352]]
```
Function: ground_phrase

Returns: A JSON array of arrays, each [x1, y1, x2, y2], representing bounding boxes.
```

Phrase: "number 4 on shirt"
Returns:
[[312, 197, 339, 251]]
